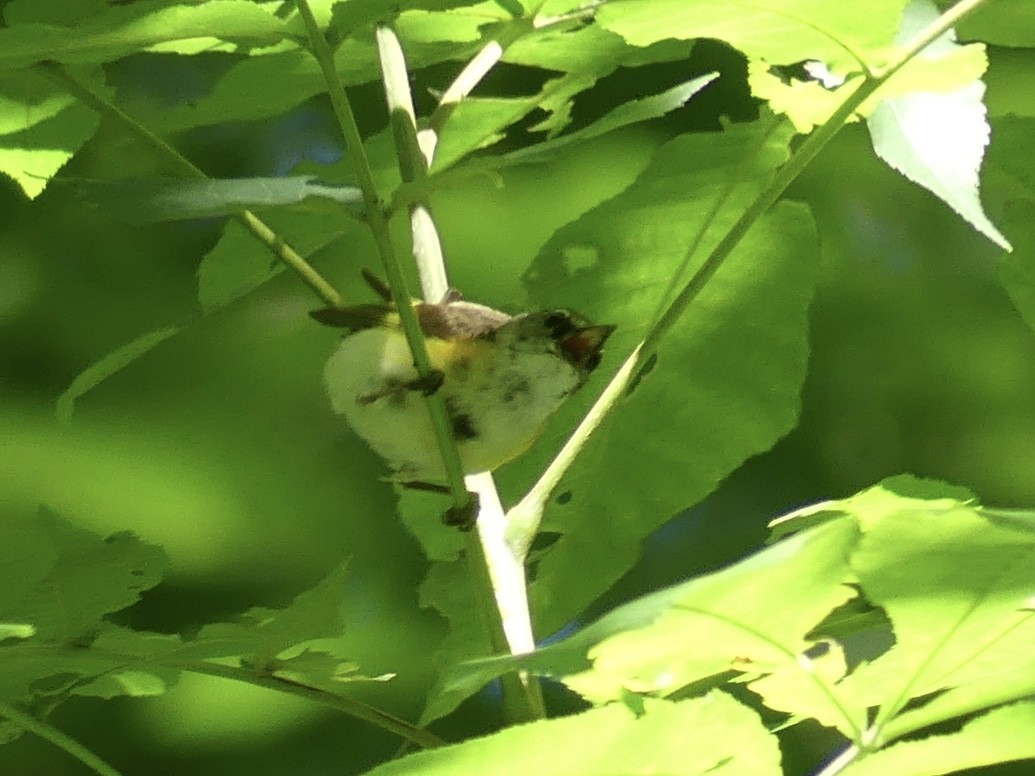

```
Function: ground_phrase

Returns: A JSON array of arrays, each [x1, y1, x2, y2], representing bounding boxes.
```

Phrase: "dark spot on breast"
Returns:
[[445, 397, 478, 441], [502, 376, 532, 402], [450, 412, 478, 441]]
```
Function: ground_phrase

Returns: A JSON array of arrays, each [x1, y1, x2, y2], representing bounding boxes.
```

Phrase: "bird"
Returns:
[[311, 272, 615, 483]]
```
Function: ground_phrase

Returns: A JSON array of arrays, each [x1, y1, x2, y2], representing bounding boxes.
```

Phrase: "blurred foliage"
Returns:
[[1, 0, 1034, 774]]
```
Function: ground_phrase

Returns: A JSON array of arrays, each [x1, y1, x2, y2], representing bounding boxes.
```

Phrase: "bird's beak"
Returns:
[[560, 325, 616, 370]]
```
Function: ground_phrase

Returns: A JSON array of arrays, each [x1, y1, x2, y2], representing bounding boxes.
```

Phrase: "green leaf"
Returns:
[[515, 117, 816, 634], [325, 0, 485, 45], [844, 702, 1035, 776], [597, 0, 908, 71], [985, 49, 1035, 118], [418, 75, 718, 200], [267, 648, 373, 687], [3, 0, 110, 26], [440, 519, 859, 724], [957, 0, 1035, 48], [883, 660, 1035, 744], [560, 520, 861, 732], [0, 71, 103, 198], [151, 49, 327, 133], [504, 21, 693, 75], [0, 0, 291, 69], [172, 558, 351, 664], [992, 117, 1035, 336], [503, 74, 719, 166], [867, 0, 1011, 251], [431, 96, 542, 173], [417, 557, 491, 725], [0, 508, 167, 644], [0, 70, 77, 134], [818, 478, 1035, 729], [501, 24, 696, 139], [373, 693, 781, 776], [67, 176, 364, 223], [71, 669, 171, 699], [0, 515, 169, 704], [195, 199, 362, 311], [56, 326, 180, 422], [151, 8, 486, 133]]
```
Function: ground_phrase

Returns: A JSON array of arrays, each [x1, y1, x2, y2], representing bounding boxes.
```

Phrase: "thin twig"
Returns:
[[0, 697, 124, 776], [294, 0, 473, 518], [179, 660, 446, 749], [2, 642, 446, 749], [36, 63, 343, 308], [813, 743, 864, 776]]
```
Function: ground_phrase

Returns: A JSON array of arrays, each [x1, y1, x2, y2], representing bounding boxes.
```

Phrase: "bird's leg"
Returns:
[[397, 480, 479, 531], [442, 494, 479, 531], [404, 369, 445, 396], [356, 369, 445, 405]]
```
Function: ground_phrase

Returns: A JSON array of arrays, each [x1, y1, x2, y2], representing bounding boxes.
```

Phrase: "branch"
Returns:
[[374, 21, 545, 722], [0, 696, 123, 776], [293, 0, 473, 519]]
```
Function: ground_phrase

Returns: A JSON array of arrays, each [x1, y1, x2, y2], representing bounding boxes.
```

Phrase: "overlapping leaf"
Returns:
[[372, 693, 781, 776], [0, 68, 105, 198], [0, 509, 167, 703], [0, 1, 291, 70], [67, 176, 363, 223], [596, 0, 909, 71], [514, 117, 816, 634], [0, 510, 362, 717], [868, 0, 1010, 250]]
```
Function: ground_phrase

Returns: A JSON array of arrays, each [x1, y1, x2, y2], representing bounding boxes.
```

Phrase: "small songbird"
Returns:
[[312, 273, 615, 482]]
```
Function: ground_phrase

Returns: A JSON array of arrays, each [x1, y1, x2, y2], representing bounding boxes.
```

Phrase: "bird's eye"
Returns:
[[544, 312, 575, 337]]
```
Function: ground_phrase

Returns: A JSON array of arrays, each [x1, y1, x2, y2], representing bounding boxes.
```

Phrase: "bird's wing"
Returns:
[[309, 303, 394, 331]]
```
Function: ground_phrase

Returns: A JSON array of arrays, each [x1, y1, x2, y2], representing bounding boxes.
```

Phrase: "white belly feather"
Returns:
[[323, 328, 582, 480]]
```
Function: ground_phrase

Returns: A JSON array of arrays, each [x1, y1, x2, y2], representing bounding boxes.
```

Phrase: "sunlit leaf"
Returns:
[[374, 693, 781, 776], [562, 520, 859, 725], [0, 0, 290, 69], [597, 0, 908, 71], [438, 519, 859, 727], [0, 67, 104, 198], [503, 24, 695, 138], [432, 96, 541, 173], [150, 7, 488, 133], [0, 623, 35, 641], [868, 0, 1010, 251], [807, 477, 1035, 731], [72, 669, 171, 699], [844, 702, 1035, 776]]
